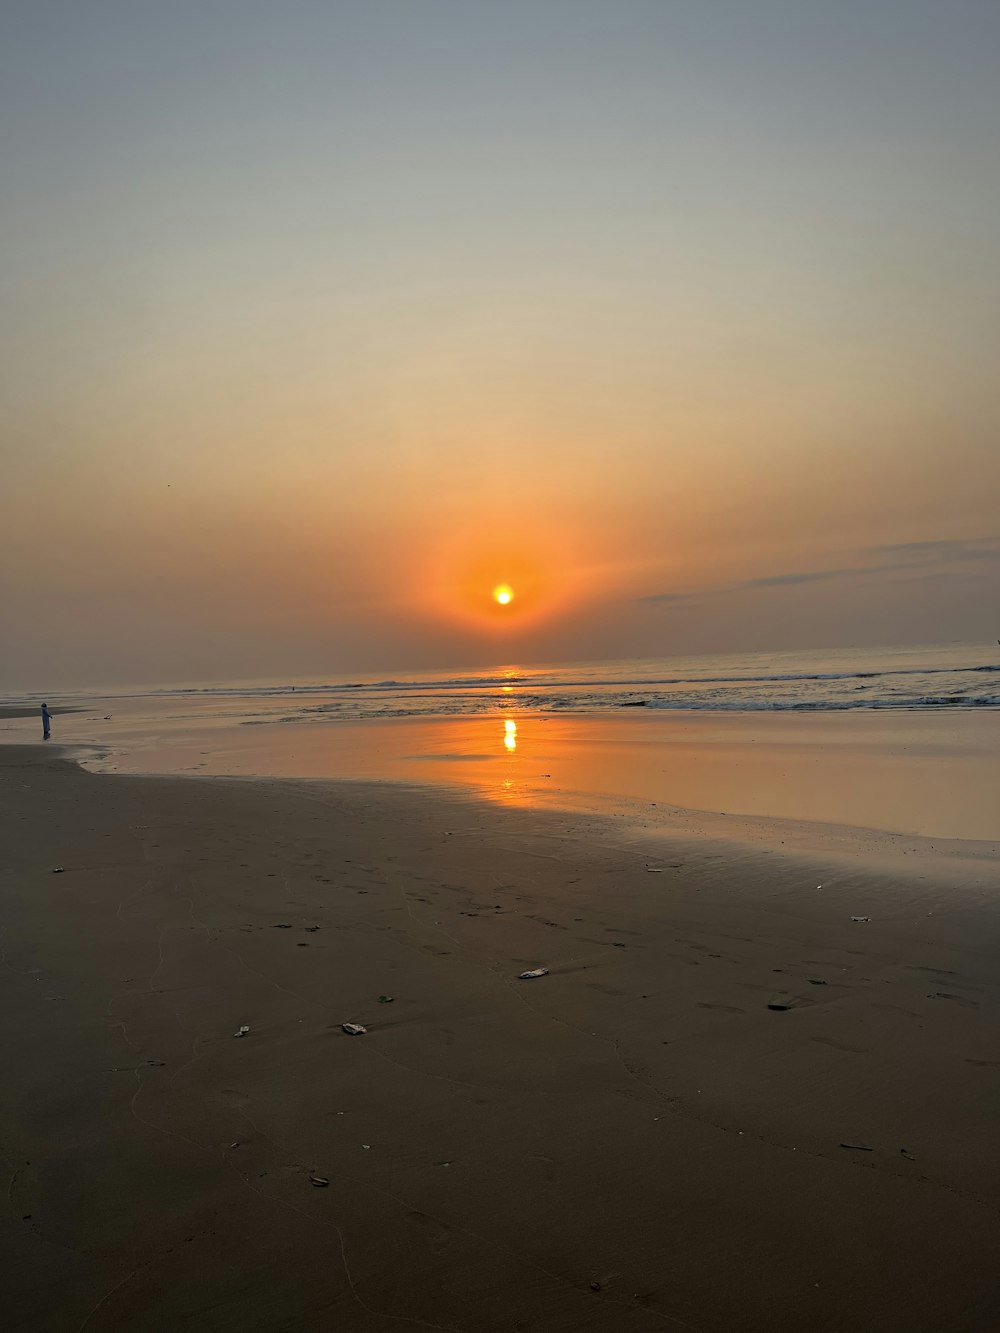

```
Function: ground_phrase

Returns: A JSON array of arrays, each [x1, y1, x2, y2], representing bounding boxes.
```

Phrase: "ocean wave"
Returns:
[[50, 645, 1000, 719], [147, 660, 1000, 699], [235, 689, 1000, 724], [642, 694, 1000, 712]]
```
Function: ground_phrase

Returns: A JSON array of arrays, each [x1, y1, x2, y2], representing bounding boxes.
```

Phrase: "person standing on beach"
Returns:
[[41, 702, 51, 740]]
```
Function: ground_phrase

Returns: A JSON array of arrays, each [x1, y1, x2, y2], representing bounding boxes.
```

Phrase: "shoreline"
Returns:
[[3, 745, 1000, 1331], [60, 731, 1000, 884], [5, 704, 999, 844]]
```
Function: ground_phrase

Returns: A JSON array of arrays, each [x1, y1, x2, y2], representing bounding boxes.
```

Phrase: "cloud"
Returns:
[[902, 570, 993, 584], [640, 563, 881, 605], [739, 567, 876, 590], [638, 590, 701, 604], [873, 538, 1000, 564], [639, 536, 1000, 606]]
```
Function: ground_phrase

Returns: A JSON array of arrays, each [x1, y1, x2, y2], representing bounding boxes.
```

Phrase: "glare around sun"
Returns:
[[493, 585, 514, 605]]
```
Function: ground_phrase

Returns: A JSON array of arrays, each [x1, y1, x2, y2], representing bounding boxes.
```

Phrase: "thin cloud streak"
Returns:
[[875, 538, 1000, 563], [640, 537, 1000, 607]]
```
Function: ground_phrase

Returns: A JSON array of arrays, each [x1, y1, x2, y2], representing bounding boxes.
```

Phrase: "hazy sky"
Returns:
[[3, 1, 999, 687]]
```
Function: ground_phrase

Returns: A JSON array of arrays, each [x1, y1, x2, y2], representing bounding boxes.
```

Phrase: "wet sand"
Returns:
[[6, 705, 999, 842], [0, 706, 81, 720], [3, 745, 1000, 1332]]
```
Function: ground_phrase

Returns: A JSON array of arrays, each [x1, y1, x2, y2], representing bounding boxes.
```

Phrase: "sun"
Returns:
[[493, 584, 514, 606]]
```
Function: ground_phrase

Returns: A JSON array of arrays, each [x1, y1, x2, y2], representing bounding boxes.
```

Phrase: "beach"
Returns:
[[3, 743, 1000, 1332], [7, 0, 1000, 1324]]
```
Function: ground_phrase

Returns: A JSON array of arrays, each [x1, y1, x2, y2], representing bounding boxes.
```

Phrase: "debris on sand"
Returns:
[[51, 867, 65, 874], [767, 1003, 791, 1012], [850, 916, 870, 923], [645, 866, 664, 873], [840, 1142, 873, 1152], [342, 1023, 367, 1036], [233, 1025, 250, 1038], [310, 1176, 329, 1187], [272, 923, 292, 929], [377, 995, 394, 1004], [808, 979, 828, 986], [518, 968, 549, 980], [900, 1147, 916, 1161]]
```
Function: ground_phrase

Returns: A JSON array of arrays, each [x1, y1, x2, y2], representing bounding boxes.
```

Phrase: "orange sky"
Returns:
[[2, 3, 999, 687]]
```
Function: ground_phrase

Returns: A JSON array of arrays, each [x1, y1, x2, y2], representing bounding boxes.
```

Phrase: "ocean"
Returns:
[[4, 642, 1000, 842], [19, 642, 999, 725]]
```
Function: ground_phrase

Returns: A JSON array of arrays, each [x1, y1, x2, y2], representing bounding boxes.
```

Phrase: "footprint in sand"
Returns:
[[813, 1036, 867, 1054], [930, 992, 979, 1009]]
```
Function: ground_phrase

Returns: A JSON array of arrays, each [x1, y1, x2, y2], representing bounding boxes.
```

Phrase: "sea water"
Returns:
[[5, 644, 998, 840], [13, 642, 998, 726]]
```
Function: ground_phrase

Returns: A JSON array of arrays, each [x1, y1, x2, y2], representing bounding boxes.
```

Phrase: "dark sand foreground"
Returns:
[[3, 747, 1000, 1332]]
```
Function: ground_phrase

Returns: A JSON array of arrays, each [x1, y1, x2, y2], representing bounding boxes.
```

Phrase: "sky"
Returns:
[[2, 0, 999, 688]]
